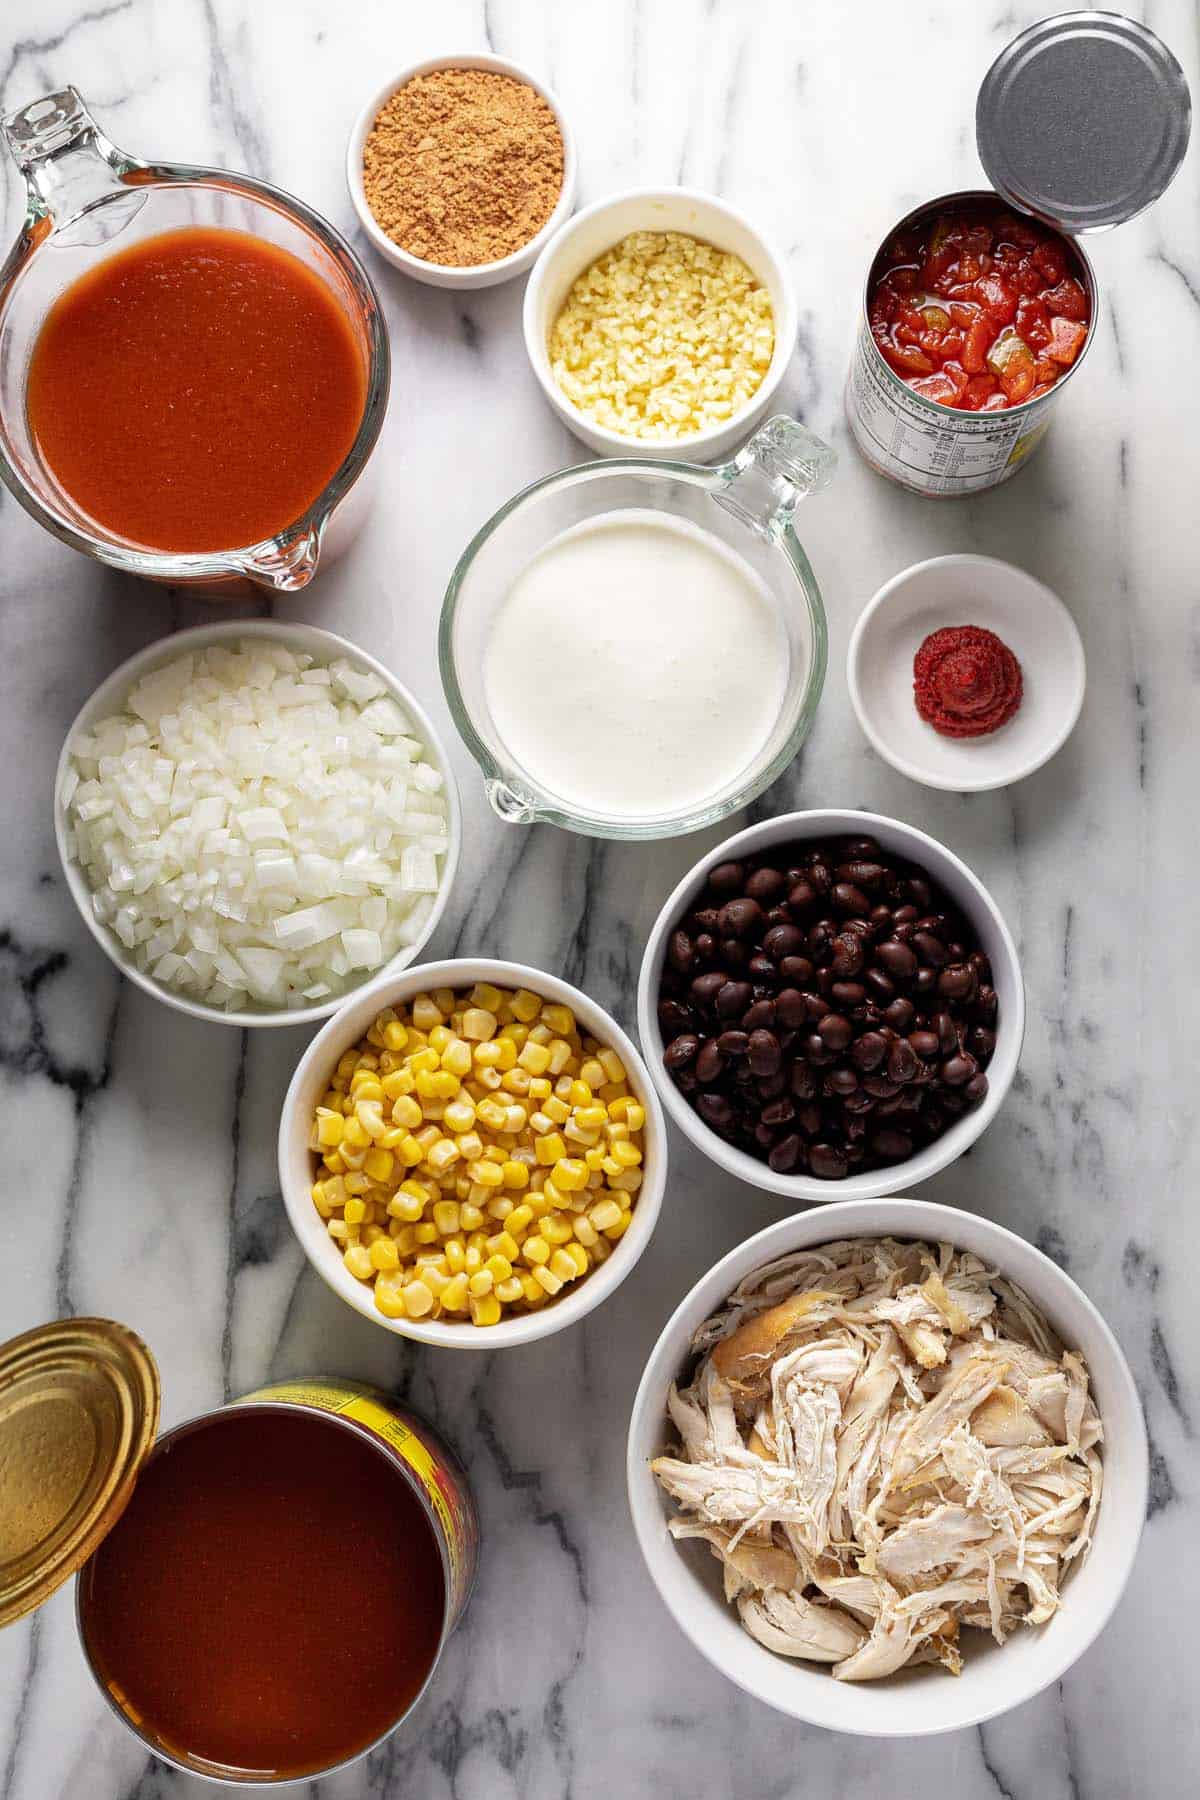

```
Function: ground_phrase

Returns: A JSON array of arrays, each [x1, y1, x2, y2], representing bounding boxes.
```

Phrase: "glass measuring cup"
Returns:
[[0, 88, 388, 592], [439, 416, 834, 839]]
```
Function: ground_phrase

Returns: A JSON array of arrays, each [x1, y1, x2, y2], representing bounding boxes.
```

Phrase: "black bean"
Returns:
[[715, 980, 752, 1018], [910, 1030, 940, 1061], [692, 908, 721, 933], [832, 882, 871, 916], [837, 861, 888, 889], [761, 1097, 795, 1128], [748, 1030, 782, 1077], [720, 897, 763, 939], [690, 971, 725, 1008], [696, 1092, 733, 1130], [810, 1143, 848, 1180], [818, 1012, 853, 1051], [872, 1128, 914, 1160], [768, 1133, 802, 1173], [668, 929, 694, 972], [776, 988, 808, 1029], [865, 967, 896, 1002], [826, 1067, 858, 1097], [829, 933, 865, 978], [883, 997, 916, 1032], [748, 955, 778, 984], [942, 1053, 978, 1087], [743, 998, 777, 1032], [717, 1030, 749, 1058], [877, 938, 918, 979], [796, 1102, 823, 1137], [852, 1030, 888, 1072], [888, 1037, 920, 1084], [745, 866, 786, 904], [787, 879, 819, 913], [790, 1061, 818, 1099], [964, 1072, 990, 1105], [658, 1000, 693, 1037], [778, 955, 814, 984], [913, 930, 949, 967], [763, 923, 805, 961], [707, 862, 745, 897], [938, 963, 976, 1001], [663, 1034, 699, 1071], [695, 1041, 725, 1083], [830, 981, 867, 1008]]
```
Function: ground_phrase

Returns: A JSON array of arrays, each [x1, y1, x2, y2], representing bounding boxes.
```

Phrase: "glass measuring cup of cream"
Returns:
[[440, 416, 833, 838], [0, 88, 388, 592]]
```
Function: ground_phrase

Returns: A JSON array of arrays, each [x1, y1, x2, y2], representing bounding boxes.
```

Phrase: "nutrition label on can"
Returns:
[[846, 330, 1050, 496]]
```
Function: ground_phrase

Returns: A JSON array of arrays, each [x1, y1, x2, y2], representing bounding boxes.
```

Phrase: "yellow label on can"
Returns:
[[235, 1378, 477, 1620]]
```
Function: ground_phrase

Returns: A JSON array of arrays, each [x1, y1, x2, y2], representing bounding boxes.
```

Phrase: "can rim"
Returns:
[[858, 189, 1099, 424], [0, 1318, 159, 1629], [75, 1396, 466, 1789]]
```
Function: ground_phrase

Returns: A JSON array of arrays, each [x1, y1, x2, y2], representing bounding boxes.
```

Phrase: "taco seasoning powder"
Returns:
[[362, 68, 564, 266]]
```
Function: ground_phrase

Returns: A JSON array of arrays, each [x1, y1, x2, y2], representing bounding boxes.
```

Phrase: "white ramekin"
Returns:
[[279, 957, 667, 1347], [522, 186, 799, 462], [346, 53, 577, 289], [636, 809, 1024, 1200], [54, 621, 462, 1029], [627, 1195, 1148, 1737]]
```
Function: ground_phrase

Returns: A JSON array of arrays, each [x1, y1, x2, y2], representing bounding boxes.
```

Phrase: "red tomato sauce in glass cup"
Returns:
[[867, 201, 1091, 412]]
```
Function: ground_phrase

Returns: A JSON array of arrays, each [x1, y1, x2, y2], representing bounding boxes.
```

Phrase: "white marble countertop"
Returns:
[[1, 2, 1197, 1796]]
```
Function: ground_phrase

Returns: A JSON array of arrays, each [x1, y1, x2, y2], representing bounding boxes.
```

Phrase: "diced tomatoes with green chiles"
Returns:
[[868, 204, 1091, 410]]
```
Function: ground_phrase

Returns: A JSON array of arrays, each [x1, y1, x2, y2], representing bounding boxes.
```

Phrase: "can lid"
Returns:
[[0, 1319, 159, 1627], [977, 11, 1191, 233]]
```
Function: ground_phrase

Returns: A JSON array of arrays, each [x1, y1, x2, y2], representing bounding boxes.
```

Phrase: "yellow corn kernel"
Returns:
[[374, 1273, 407, 1317], [485, 1253, 513, 1282], [468, 1270, 494, 1298], [537, 1003, 571, 1037], [572, 1215, 598, 1247], [455, 1130, 484, 1162], [544, 1041, 571, 1076], [460, 1202, 485, 1232], [464, 1244, 483, 1274], [500, 1067, 532, 1096], [528, 1076, 552, 1101], [440, 1037, 473, 1078], [311, 1185, 333, 1220], [410, 996, 442, 1032], [476, 1065, 502, 1091], [572, 1104, 604, 1133], [326, 1217, 349, 1241], [562, 1240, 590, 1277], [502, 1160, 530, 1190], [475, 1096, 508, 1131], [542, 1095, 569, 1126], [423, 1264, 451, 1297], [467, 1158, 504, 1188], [432, 1200, 461, 1237], [588, 1197, 623, 1231], [549, 1247, 579, 1284], [443, 1098, 476, 1134], [533, 1264, 563, 1296], [370, 1237, 400, 1272], [426, 1138, 460, 1174], [551, 1157, 588, 1193], [535, 1132, 566, 1165], [401, 1279, 434, 1318], [611, 1139, 642, 1168], [343, 1244, 372, 1280], [541, 1212, 573, 1245], [470, 981, 504, 1013], [487, 1197, 514, 1223], [363, 1147, 394, 1183], [470, 1292, 502, 1327], [511, 988, 542, 1022], [343, 1197, 366, 1226], [343, 1115, 370, 1149], [605, 1210, 631, 1240], [518, 1040, 551, 1075], [315, 1108, 344, 1147], [392, 1224, 419, 1255], [522, 1235, 550, 1266], [488, 1230, 520, 1262], [496, 1275, 524, 1305], [520, 1272, 547, 1307], [610, 1168, 642, 1193], [463, 1007, 498, 1042], [444, 1236, 467, 1273], [383, 1068, 415, 1101], [393, 1133, 424, 1168], [441, 1273, 470, 1311]]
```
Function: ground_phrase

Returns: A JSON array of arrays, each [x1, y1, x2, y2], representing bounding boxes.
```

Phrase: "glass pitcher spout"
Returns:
[[238, 527, 324, 593], [711, 414, 836, 543], [3, 88, 144, 243]]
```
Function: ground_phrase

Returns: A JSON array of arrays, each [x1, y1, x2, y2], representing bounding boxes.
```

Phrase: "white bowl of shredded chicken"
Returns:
[[627, 1198, 1147, 1735]]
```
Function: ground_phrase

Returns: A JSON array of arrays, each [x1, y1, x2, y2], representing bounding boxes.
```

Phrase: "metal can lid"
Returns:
[[0, 1319, 159, 1628], [977, 11, 1191, 233]]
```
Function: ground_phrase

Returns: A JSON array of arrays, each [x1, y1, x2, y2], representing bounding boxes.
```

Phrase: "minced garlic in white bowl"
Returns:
[[524, 188, 798, 463]]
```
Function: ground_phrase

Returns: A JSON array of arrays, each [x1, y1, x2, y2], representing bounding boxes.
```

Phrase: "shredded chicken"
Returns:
[[652, 1237, 1102, 1683]]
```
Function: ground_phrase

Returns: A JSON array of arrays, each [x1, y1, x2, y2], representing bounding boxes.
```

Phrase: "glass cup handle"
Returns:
[[3, 86, 143, 233], [711, 414, 836, 542]]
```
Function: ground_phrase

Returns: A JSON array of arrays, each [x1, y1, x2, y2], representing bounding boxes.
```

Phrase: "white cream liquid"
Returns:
[[483, 510, 789, 820]]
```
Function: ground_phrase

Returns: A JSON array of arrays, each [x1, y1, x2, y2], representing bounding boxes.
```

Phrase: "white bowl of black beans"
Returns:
[[636, 810, 1024, 1200]]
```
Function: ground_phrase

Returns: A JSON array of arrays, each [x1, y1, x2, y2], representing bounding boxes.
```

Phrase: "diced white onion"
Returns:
[[64, 640, 448, 1011]]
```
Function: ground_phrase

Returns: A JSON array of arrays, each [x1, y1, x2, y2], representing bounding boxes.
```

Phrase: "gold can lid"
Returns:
[[0, 1318, 159, 1628]]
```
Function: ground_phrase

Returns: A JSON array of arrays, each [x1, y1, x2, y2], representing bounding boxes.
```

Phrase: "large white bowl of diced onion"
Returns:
[[54, 621, 461, 1027]]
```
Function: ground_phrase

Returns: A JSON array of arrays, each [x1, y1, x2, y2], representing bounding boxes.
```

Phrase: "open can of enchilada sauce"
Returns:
[[846, 11, 1191, 496], [0, 1320, 478, 1786]]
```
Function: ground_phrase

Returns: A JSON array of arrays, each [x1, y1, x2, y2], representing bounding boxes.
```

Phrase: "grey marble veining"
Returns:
[[0, 2, 1197, 1796]]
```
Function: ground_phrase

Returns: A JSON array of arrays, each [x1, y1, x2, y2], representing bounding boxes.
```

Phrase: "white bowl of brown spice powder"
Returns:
[[347, 52, 576, 288]]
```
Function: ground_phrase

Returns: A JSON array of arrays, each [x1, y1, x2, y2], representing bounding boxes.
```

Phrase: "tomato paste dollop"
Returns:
[[913, 626, 1023, 738]]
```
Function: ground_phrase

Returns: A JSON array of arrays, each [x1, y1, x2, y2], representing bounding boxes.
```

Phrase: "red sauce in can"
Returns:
[[868, 202, 1091, 411], [78, 1406, 444, 1780], [26, 227, 367, 553]]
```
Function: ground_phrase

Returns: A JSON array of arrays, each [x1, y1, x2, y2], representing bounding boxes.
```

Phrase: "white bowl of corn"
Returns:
[[279, 958, 667, 1345]]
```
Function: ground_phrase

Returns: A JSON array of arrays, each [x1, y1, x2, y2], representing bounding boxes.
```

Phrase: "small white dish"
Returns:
[[54, 621, 462, 1029], [627, 1195, 1148, 1736], [346, 53, 577, 289], [847, 553, 1086, 792], [523, 187, 798, 462], [279, 957, 667, 1347], [637, 809, 1024, 1202]]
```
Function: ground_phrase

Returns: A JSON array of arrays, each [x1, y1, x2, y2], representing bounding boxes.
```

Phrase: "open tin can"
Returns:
[[846, 11, 1190, 496], [0, 1321, 478, 1786]]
